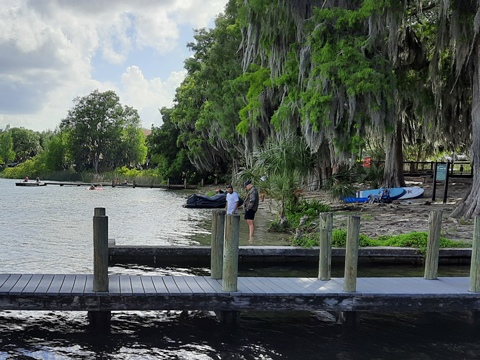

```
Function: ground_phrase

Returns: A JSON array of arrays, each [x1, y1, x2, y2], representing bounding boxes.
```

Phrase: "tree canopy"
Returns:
[[60, 90, 146, 173]]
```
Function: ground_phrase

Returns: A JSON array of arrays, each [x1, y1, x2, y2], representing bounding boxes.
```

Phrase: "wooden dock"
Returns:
[[3, 208, 480, 328], [35, 181, 197, 190], [0, 273, 478, 313]]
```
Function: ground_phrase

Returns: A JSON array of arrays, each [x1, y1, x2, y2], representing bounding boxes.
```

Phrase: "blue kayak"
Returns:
[[343, 197, 369, 203]]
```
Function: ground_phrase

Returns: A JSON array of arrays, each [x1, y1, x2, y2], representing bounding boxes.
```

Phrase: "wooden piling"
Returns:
[[90, 207, 110, 329], [318, 212, 333, 281], [222, 214, 240, 292], [469, 216, 480, 292], [344, 215, 360, 292], [93, 207, 109, 292], [211, 210, 226, 279], [424, 210, 442, 280]]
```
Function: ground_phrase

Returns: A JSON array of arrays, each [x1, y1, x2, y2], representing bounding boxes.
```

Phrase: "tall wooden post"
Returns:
[[424, 210, 442, 280], [470, 216, 480, 292], [222, 214, 240, 292], [211, 210, 226, 279], [93, 207, 109, 292], [318, 213, 333, 280], [90, 207, 110, 329], [344, 215, 360, 292]]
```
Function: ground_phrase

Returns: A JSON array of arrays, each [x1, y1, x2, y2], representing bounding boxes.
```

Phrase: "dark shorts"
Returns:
[[244, 209, 256, 220]]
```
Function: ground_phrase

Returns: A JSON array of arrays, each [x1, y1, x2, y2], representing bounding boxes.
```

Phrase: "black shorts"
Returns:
[[244, 209, 256, 220]]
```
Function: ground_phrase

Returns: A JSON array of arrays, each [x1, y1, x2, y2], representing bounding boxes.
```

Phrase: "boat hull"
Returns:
[[15, 182, 46, 187]]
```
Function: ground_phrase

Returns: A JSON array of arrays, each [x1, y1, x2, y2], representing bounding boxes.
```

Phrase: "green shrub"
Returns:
[[292, 229, 471, 251]]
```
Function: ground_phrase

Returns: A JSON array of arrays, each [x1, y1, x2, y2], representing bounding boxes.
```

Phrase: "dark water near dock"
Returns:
[[1, 178, 479, 359]]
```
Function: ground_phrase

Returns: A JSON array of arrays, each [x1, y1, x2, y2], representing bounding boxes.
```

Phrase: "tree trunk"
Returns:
[[451, 42, 480, 219], [383, 115, 405, 188]]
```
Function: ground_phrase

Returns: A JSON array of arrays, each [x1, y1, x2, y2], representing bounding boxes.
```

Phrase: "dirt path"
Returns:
[[302, 177, 474, 243]]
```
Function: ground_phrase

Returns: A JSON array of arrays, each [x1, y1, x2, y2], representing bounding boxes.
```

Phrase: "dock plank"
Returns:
[[22, 274, 44, 295], [34, 274, 54, 294], [151, 276, 168, 294], [203, 278, 224, 293], [72, 275, 87, 295], [85, 275, 94, 295], [163, 276, 182, 294], [140, 276, 157, 295], [59, 274, 76, 294], [9, 274, 33, 295], [238, 277, 268, 294], [109, 275, 121, 294], [272, 277, 315, 294], [172, 277, 194, 295], [130, 276, 145, 295], [192, 276, 219, 295], [248, 277, 287, 294], [47, 275, 65, 295], [0, 274, 21, 293], [183, 276, 205, 294], [0, 274, 11, 288], [119, 276, 132, 295]]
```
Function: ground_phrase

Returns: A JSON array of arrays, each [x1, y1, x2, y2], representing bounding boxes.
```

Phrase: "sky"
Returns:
[[0, 0, 228, 132]]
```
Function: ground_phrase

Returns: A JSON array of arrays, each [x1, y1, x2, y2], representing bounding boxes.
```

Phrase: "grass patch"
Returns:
[[293, 230, 471, 253]]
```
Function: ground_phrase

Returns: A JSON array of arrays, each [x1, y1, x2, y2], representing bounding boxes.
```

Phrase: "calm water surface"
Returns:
[[0, 178, 479, 359]]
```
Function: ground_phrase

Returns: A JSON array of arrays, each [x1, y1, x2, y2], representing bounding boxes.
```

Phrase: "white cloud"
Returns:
[[120, 65, 186, 129], [0, 0, 228, 132]]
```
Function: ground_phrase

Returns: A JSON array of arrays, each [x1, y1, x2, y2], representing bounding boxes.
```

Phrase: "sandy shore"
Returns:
[[300, 177, 474, 242]]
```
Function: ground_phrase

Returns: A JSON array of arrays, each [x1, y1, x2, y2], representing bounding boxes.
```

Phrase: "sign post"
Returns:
[[432, 162, 450, 203]]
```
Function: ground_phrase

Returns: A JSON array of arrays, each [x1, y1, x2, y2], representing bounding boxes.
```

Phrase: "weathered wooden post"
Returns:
[[318, 212, 333, 280], [93, 207, 109, 291], [469, 216, 480, 292], [344, 215, 360, 292], [222, 214, 240, 291], [89, 207, 110, 328], [341, 215, 360, 328], [218, 213, 240, 326], [424, 210, 442, 280], [211, 210, 226, 279]]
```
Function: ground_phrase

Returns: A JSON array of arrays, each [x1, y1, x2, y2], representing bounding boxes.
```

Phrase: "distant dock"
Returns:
[[16, 181, 197, 190]]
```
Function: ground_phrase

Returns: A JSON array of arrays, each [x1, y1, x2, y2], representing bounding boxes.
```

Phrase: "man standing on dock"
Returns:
[[244, 180, 259, 243], [225, 185, 240, 215]]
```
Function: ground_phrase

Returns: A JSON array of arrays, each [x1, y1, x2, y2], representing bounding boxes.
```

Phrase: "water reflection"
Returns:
[[1, 309, 479, 359]]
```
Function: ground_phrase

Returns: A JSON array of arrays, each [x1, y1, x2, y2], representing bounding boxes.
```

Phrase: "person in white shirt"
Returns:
[[225, 184, 240, 214]]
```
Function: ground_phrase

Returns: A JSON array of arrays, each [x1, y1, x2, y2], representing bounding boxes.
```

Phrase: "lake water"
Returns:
[[1, 178, 480, 359]]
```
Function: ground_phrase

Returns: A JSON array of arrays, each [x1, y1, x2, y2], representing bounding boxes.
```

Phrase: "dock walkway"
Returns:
[[38, 181, 196, 189], [0, 273, 477, 313]]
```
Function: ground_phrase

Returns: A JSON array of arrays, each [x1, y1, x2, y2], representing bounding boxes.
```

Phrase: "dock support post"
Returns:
[[341, 215, 360, 327], [469, 216, 480, 292], [424, 210, 442, 280], [222, 214, 240, 292], [89, 207, 111, 329], [219, 214, 240, 326], [318, 213, 333, 280], [211, 210, 226, 279], [344, 215, 360, 292]]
